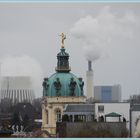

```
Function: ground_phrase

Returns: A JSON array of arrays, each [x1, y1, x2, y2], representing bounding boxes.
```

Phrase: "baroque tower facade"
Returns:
[[42, 33, 86, 135]]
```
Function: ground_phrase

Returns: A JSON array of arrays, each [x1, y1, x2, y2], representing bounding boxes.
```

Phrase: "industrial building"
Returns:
[[94, 85, 122, 102], [86, 61, 94, 99], [0, 76, 35, 104]]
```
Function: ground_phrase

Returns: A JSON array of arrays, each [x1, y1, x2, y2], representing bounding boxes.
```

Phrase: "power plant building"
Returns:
[[0, 76, 35, 104], [94, 85, 121, 102], [86, 61, 94, 99]]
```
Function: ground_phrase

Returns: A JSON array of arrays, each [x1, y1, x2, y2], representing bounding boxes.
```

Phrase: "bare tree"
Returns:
[[0, 98, 13, 113]]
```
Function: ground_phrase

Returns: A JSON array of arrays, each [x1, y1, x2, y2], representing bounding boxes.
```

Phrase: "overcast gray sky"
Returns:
[[0, 3, 140, 99]]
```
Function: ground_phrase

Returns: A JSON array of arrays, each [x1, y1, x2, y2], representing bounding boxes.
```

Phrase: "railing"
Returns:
[[55, 67, 71, 72]]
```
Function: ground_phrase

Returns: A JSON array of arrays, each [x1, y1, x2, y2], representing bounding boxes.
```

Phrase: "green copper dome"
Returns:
[[42, 34, 84, 97], [43, 72, 84, 97]]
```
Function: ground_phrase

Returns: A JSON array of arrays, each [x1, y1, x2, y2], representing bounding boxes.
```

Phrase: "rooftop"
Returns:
[[131, 104, 140, 111], [64, 104, 94, 113], [105, 112, 122, 117]]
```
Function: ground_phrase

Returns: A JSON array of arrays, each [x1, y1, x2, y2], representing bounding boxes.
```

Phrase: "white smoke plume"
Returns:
[[83, 45, 101, 61], [1, 55, 43, 97], [70, 6, 138, 61]]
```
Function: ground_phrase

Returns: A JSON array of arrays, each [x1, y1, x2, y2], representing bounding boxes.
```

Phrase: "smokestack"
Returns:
[[88, 61, 92, 71], [0, 63, 1, 102], [86, 60, 94, 99]]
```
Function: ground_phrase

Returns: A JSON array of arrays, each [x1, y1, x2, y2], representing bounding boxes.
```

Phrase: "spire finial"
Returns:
[[60, 33, 66, 48]]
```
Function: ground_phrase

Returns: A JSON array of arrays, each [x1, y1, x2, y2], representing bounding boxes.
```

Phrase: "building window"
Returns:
[[98, 105, 104, 113], [56, 109, 61, 122], [101, 86, 112, 102], [46, 110, 48, 124]]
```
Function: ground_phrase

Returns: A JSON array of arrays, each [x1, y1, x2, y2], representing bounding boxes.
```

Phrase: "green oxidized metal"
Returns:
[[43, 47, 84, 97]]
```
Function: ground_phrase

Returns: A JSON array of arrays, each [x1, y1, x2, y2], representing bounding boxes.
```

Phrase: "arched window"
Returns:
[[56, 109, 61, 122]]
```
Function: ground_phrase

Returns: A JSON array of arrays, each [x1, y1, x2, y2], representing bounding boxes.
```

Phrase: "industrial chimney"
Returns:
[[86, 60, 94, 99]]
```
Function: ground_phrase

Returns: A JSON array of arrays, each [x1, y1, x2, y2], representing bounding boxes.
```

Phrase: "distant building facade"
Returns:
[[94, 85, 121, 102], [63, 104, 94, 122], [57, 103, 129, 137], [95, 102, 130, 130], [0, 76, 35, 104], [63, 102, 130, 126], [130, 104, 140, 137]]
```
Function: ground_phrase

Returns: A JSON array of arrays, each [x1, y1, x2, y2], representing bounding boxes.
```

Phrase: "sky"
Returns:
[[0, 3, 140, 99]]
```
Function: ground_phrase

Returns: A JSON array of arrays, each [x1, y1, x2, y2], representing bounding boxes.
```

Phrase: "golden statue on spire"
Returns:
[[60, 33, 66, 48]]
